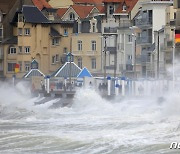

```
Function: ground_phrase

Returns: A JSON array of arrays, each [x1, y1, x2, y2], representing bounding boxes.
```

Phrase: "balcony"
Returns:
[[104, 27, 118, 34], [86, 51, 98, 56], [135, 17, 152, 27], [119, 21, 132, 28], [107, 47, 117, 54], [136, 36, 152, 44], [72, 51, 83, 56]]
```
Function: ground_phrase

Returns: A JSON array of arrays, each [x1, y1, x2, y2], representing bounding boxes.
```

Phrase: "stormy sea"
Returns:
[[0, 81, 180, 154]]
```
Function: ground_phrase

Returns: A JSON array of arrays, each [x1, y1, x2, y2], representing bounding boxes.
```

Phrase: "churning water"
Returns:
[[0, 81, 180, 154]]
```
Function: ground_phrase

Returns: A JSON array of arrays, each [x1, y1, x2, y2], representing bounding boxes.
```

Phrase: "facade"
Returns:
[[3, 5, 73, 78], [59, 5, 102, 75], [133, 0, 173, 78], [100, 0, 138, 78], [0, 10, 3, 78]]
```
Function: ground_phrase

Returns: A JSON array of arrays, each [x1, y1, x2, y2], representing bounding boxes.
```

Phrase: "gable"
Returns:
[[61, 7, 79, 20]]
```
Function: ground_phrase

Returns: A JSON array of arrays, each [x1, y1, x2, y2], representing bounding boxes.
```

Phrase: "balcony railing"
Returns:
[[119, 21, 132, 28], [104, 27, 118, 34], [135, 17, 152, 27], [136, 36, 152, 44], [86, 51, 97, 56], [72, 51, 83, 56], [107, 47, 117, 54]]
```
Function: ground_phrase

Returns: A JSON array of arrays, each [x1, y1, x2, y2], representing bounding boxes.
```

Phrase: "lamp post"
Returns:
[[66, 52, 73, 91], [103, 35, 108, 83], [154, 30, 160, 79]]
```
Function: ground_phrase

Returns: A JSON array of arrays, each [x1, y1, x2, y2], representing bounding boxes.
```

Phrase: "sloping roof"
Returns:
[[2, 36, 17, 44], [71, 5, 94, 19], [77, 67, 92, 78], [24, 69, 45, 78], [115, 0, 138, 14], [96, 5, 105, 13], [50, 27, 62, 37], [72, 0, 103, 5], [103, 0, 122, 3], [22, 5, 49, 23], [53, 62, 81, 78], [32, 0, 51, 10], [57, 8, 68, 18]]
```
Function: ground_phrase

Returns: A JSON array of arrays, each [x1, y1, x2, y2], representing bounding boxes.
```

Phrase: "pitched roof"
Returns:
[[32, 0, 51, 10], [50, 27, 62, 37], [71, 5, 94, 19], [53, 62, 81, 78], [96, 5, 105, 13], [72, 0, 103, 5], [103, 0, 122, 3], [22, 5, 49, 23], [57, 8, 68, 18], [77, 67, 92, 78], [113, 0, 138, 14], [2, 36, 17, 44], [24, 69, 45, 78]]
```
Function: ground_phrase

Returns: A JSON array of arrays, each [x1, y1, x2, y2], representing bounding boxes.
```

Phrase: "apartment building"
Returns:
[[133, 0, 173, 78], [100, 0, 138, 78], [58, 5, 102, 75], [3, 5, 73, 78], [0, 10, 3, 78]]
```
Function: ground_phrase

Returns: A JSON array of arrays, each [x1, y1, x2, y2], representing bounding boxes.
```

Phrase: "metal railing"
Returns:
[[119, 21, 132, 28], [135, 17, 152, 27], [136, 36, 152, 44], [104, 27, 118, 34], [86, 51, 97, 55]]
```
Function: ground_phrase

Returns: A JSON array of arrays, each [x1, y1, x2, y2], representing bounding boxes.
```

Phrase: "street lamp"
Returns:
[[154, 30, 160, 79], [132, 33, 137, 79], [103, 35, 108, 83]]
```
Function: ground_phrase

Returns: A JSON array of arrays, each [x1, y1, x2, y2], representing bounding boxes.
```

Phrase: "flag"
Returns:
[[14, 63, 20, 73], [175, 30, 180, 43]]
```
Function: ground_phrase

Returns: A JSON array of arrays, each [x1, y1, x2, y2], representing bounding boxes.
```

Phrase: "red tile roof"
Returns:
[[115, 0, 138, 13], [71, 5, 94, 18], [72, 0, 103, 5], [96, 5, 105, 13], [32, 0, 51, 10], [57, 8, 68, 18], [103, 0, 123, 3]]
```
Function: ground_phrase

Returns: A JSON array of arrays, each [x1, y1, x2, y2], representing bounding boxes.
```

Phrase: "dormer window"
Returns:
[[109, 5, 114, 15], [18, 14, 24, 22], [122, 4, 127, 11], [69, 12, 75, 21]]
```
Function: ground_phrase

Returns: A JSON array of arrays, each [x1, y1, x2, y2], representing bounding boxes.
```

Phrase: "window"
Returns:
[[52, 38, 59, 45], [8, 63, 16, 72], [128, 35, 132, 42], [24, 46, 30, 53], [91, 58, 96, 69], [18, 28, 22, 35], [18, 61, 22, 72], [91, 40, 96, 51], [128, 55, 132, 60], [78, 58, 82, 68], [52, 56, 56, 64], [69, 12, 75, 21], [25, 62, 30, 72], [64, 47, 67, 54], [9, 47, 16, 54], [0, 28, 2, 37], [122, 4, 127, 11], [24, 28, 30, 35], [64, 29, 68, 36], [92, 23, 96, 33], [18, 14, 24, 22], [55, 54, 59, 62], [109, 5, 114, 15], [78, 40, 82, 51]]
